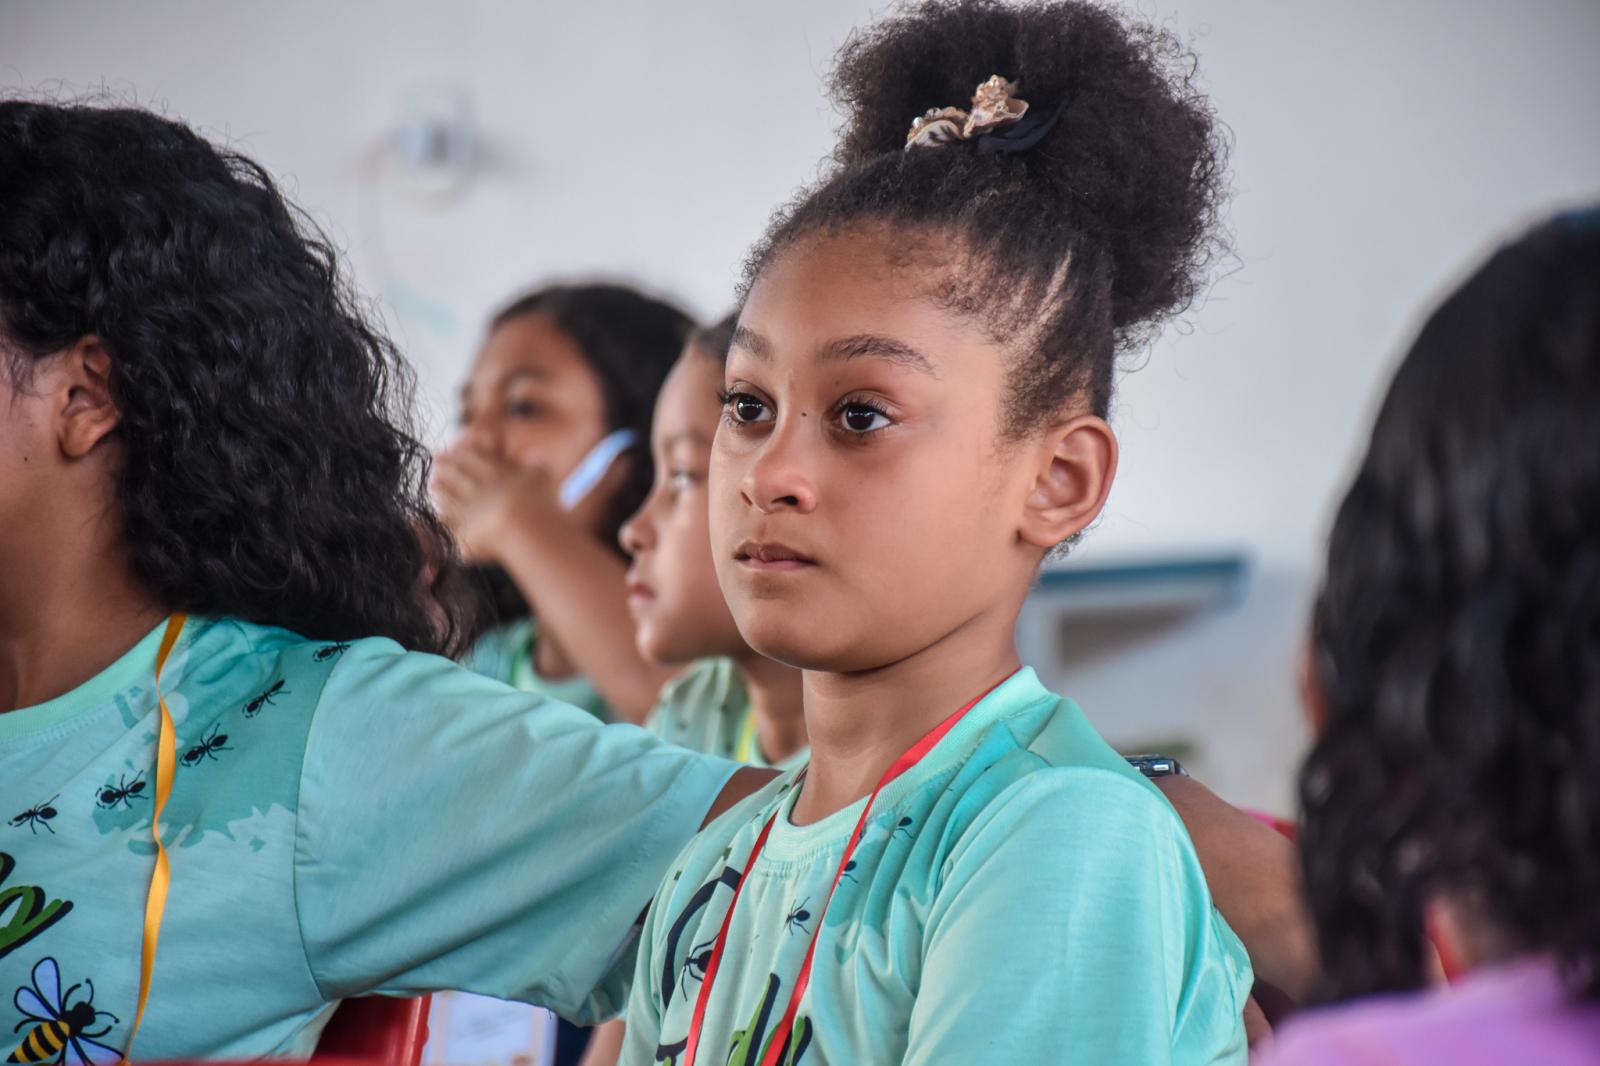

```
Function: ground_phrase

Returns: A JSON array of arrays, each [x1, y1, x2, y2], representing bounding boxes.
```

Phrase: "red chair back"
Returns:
[[316, 996, 432, 1066]]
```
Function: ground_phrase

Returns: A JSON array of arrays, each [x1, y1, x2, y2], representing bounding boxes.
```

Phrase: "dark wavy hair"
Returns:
[[745, 0, 1227, 434], [689, 310, 739, 366], [0, 100, 466, 655], [466, 283, 690, 632], [1301, 208, 1600, 1004]]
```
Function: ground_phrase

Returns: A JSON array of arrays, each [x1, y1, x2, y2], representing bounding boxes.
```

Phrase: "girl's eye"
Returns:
[[506, 399, 543, 419], [724, 392, 773, 424], [839, 402, 891, 434]]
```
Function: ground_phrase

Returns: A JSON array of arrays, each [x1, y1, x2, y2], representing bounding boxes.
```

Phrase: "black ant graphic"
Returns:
[[95, 773, 147, 810], [841, 860, 859, 884], [677, 937, 717, 999], [181, 725, 231, 766], [9, 796, 59, 835], [243, 679, 287, 718], [312, 642, 351, 662], [892, 816, 913, 838], [784, 898, 812, 936]]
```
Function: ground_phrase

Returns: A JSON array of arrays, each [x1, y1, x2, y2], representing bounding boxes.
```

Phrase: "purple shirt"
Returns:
[[1256, 958, 1600, 1065]]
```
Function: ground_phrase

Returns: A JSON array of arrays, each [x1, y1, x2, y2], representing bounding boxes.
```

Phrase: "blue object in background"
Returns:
[[558, 429, 637, 510], [1031, 553, 1250, 616]]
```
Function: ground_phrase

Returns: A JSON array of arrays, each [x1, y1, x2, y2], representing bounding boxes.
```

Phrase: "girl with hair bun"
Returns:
[[623, 2, 1250, 1063]]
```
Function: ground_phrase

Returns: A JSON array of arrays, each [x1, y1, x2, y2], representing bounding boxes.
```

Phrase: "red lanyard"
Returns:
[[682, 671, 1016, 1066]]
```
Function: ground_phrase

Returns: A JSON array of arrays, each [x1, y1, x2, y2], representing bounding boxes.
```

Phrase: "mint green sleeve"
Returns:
[[620, 860, 676, 1063], [457, 623, 515, 683], [292, 640, 738, 1023], [905, 770, 1247, 1065]]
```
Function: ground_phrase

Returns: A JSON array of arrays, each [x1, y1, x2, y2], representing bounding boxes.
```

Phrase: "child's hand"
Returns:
[[431, 443, 560, 562]]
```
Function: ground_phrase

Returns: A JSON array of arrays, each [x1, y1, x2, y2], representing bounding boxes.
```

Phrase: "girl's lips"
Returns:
[[734, 541, 817, 571], [625, 579, 655, 611]]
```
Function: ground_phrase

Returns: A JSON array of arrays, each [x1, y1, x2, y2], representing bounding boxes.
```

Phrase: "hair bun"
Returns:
[[827, 0, 1226, 334]]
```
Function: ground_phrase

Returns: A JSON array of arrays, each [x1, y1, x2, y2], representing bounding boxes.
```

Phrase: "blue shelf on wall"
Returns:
[[1029, 552, 1250, 616]]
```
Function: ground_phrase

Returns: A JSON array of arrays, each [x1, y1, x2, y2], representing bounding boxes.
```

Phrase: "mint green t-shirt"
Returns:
[[0, 616, 736, 1060], [461, 618, 613, 723], [623, 668, 1251, 1065], [645, 659, 808, 772]]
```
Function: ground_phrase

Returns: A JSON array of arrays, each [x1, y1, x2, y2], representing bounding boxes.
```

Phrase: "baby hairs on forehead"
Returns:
[[740, 0, 1228, 439]]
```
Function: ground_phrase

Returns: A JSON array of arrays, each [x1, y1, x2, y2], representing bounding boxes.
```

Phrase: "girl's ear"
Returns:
[[56, 336, 121, 459], [1017, 414, 1118, 550]]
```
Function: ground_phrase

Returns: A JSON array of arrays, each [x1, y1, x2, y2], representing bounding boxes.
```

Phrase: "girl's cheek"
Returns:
[[507, 433, 568, 473], [507, 444, 542, 470], [663, 527, 698, 579]]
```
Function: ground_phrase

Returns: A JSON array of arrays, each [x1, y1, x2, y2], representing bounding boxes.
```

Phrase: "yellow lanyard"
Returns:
[[121, 614, 186, 1065], [733, 706, 758, 764]]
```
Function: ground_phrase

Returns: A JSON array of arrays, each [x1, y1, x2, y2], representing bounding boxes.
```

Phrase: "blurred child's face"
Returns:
[[621, 345, 747, 664], [455, 312, 609, 481], [710, 229, 1077, 672]]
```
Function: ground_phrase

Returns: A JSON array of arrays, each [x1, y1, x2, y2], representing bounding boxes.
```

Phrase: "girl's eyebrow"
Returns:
[[731, 325, 937, 377], [665, 428, 712, 450], [460, 366, 549, 410], [496, 367, 550, 388], [819, 334, 937, 377], [730, 325, 770, 359]]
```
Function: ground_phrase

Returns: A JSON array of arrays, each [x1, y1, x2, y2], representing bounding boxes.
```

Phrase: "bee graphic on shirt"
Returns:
[[784, 897, 812, 936], [9, 797, 60, 836], [892, 816, 913, 839], [181, 724, 231, 766], [840, 859, 859, 884], [243, 679, 287, 718], [93, 774, 146, 811], [312, 642, 351, 662], [7, 957, 120, 1066]]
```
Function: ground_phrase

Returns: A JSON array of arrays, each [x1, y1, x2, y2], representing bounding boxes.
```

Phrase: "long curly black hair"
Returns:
[[746, 0, 1228, 434], [1301, 208, 1600, 1003], [0, 100, 467, 656], [464, 284, 690, 636]]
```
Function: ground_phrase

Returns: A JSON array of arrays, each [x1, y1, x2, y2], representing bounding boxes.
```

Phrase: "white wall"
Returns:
[[5, 0, 1598, 808]]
